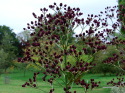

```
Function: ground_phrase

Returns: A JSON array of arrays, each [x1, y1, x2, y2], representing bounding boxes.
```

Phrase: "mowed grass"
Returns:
[[0, 69, 122, 93]]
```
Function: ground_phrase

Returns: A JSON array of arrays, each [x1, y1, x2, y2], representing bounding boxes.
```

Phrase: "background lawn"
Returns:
[[0, 69, 122, 93]]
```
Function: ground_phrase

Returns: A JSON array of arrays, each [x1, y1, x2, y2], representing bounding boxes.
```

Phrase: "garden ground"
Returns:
[[0, 69, 121, 93]]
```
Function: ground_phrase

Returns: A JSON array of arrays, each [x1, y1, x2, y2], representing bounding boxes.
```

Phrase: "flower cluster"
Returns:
[[75, 79, 100, 92], [107, 73, 125, 87], [22, 72, 40, 88]]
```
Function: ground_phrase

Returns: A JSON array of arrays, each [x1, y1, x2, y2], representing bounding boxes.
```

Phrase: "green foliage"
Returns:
[[118, 0, 125, 34], [17, 30, 31, 42], [0, 49, 10, 72], [0, 25, 23, 72], [113, 32, 125, 41], [0, 25, 13, 44], [1, 32, 17, 56], [61, 54, 92, 83], [91, 45, 120, 75], [0, 25, 22, 57], [13, 60, 42, 77], [26, 62, 42, 71]]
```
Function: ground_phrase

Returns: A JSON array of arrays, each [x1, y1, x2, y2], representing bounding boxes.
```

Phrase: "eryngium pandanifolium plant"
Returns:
[[18, 2, 125, 93]]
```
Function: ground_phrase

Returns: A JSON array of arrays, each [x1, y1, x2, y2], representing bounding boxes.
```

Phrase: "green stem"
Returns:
[[71, 81, 74, 89], [55, 43, 64, 51], [59, 69, 67, 84], [36, 88, 48, 93], [113, 61, 125, 72], [64, 54, 68, 91], [52, 76, 65, 87]]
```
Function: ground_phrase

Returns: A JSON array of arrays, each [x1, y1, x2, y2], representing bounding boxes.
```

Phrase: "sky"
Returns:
[[0, 0, 118, 35]]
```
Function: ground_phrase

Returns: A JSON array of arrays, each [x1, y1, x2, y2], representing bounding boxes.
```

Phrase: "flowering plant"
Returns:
[[18, 2, 125, 93]]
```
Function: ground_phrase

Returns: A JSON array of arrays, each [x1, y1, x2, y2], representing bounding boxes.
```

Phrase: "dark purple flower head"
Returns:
[[33, 84, 36, 87], [60, 3, 63, 6], [22, 85, 25, 87]]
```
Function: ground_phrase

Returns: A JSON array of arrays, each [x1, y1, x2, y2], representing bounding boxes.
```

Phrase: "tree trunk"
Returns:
[[24, 68, 26, 77], [104, 73, 106, 76], [109, 73, 111, 76], [5, 68, 6, 73]]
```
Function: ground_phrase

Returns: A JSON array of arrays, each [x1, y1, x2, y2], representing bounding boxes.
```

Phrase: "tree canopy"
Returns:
[[0, 25, 22, 57]]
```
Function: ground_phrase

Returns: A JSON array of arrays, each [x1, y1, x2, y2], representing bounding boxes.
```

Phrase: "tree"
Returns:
[[118, 0, 125, 34], [0, 25, 23, 72], [0, 49, 9, 72], [17, 30, 31, 42], [91, 45, 120, 76], [0, 25, 13, 44], [1, 31, 16, 55], [0, 25, 22, 57], [0, 32, 17, 72]]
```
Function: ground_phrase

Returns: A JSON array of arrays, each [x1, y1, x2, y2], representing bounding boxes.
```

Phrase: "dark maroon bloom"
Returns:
[[60, 3, 63, 6], [93, 50, 96, 53], [49, 41, 53, 45], [22, 85, 25, 87], [54, 2, 56, 5], [29, 78, 32, 82], [79, 51, 82, 55], [45, 64, 49, 68], [60, 58, 63, 62], [23, 28, 26, 30], [83, 38, 85, 41], [45, 46, 48, 50], [64, 88, 66, 91], [26, 82, 30, 86], [74, 91, 76, 93], [98, 81, 101, 84], [75, 35, 78, 37], [33, 84, 36, 87], [32, 12, 37, 18], [37, 72, 40, 75], [34, 73, 36, 76], [56, 7, 59, 10]]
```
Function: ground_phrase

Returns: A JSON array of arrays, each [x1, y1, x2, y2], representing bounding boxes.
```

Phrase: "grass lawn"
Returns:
[[0, 69, 122, 93]]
